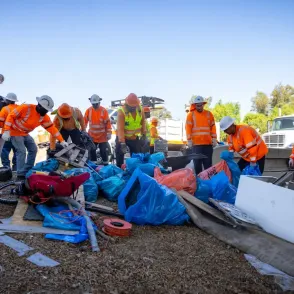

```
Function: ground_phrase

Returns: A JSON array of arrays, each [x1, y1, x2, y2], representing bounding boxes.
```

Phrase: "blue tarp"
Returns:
[[26, 159, 59, 178]]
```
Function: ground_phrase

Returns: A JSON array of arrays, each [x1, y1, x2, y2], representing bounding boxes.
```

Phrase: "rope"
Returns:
[[102, 218, 132, 237]]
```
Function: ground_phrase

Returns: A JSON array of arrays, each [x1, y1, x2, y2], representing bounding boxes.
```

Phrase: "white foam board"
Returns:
[[235, 176, 294, 243]]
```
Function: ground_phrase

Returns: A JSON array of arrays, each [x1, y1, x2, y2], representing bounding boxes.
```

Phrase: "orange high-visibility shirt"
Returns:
[[50, 107, 86, 150], [185, 108, 216, 145], [0, 104, 18, 131], [227, 125, 268, 162], [84, 106, 112, 143], [4, 104, 64, 142]]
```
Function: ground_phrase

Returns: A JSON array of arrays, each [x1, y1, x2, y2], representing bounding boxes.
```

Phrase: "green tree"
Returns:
[[151, 107, 172, 119], [270, 104, 294, 120], [243, 113, 268, 134], [270, 83, 294, 108], [251, 91, 269, 114]]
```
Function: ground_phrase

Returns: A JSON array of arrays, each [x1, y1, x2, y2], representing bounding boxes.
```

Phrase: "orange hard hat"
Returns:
[[143, 106, 151, 113], [151, 117, 158, 123], [58, 103, 73, 119], [125, 93, 140, 107]]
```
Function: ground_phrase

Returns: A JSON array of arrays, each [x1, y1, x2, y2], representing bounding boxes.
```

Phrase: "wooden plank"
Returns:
[[69, 149, 80, 162], [0, 224, 79, 235], [85, 201, 114, 212], [177, 190, 235, 226], [75, 185, 85, 208]]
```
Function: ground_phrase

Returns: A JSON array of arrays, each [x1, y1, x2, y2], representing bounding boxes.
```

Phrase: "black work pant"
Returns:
[[192, 145, 213, 175], [115, 137, 141, 168], [60, 129, 81, 146], [90, 142, 109, 163], [237, 156, 266, 174]]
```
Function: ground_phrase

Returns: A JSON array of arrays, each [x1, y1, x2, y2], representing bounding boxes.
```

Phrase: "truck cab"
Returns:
[[262, 115, 294, 149]]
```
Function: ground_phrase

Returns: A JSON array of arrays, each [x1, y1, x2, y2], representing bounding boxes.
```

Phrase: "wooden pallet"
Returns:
[[54, 143, 88, 168]]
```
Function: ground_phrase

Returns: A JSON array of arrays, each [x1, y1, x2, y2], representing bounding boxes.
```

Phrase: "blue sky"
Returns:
[[1, 0, 294, 120]]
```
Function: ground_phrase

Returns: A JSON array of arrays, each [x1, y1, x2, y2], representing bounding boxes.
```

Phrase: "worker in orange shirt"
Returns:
[[49, 103, 86, 152], [149, 117, 163, 154], [116, 93, 147, 167], [0, 93, 18, 170], [185, 96, 217, 174], [2, 95, 67, 179], [84, 94, 112, 164], [220, 116, 268, 174]]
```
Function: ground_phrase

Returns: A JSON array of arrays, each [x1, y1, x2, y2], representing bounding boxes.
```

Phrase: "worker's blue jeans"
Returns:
[[1, 141, 17, 171], [11, 135, 37, 176]]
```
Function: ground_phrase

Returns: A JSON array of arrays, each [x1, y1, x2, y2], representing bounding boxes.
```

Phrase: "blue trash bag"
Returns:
[[118, 168, 189, 225], [26, 159, 59, 178], [242, 164, 262, 176], [99, 175, 126, 201], [98, 165, 123, 179], [195, 177, 213, 203], [132, 153, 150, 162], [86, 160, 99, 170], [220, 150, 241, 187], [64, 168, 98, 202], [149, 152, 165, 165], [210, 171, 236, 204]]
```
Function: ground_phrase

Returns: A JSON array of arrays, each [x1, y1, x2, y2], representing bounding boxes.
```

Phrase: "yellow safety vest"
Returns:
[[57, 107, 80, 131], [119, 106, 142, 138]]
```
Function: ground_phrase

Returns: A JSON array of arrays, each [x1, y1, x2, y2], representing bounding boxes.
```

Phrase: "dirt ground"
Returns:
[[0, 197, 283, 294]]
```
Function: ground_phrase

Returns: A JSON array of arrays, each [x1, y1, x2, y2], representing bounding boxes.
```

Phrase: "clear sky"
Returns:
[[1, 0, 293, 120]]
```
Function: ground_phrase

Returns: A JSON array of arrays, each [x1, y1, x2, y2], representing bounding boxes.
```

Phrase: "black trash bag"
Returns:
[[80, 131, 96, 151], [0, 167, 13, 182]]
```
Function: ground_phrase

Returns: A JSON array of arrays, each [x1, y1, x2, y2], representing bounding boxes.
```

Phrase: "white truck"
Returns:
[[262, 115, 294, 149]]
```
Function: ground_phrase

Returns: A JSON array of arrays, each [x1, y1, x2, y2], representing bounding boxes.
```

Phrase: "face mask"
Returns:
[[36, 104, 48, 116], [92, 103, 100, 110]]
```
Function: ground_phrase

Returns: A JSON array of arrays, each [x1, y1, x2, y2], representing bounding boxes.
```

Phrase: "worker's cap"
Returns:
[[191, 96, 207, 105], [220, 116, 236, 131], [36, 95, 54, 112], [58, 103, 73, 119], [89, 94, 102, 104], [151, 117, 158, 123], [5, 92, 18, 102]]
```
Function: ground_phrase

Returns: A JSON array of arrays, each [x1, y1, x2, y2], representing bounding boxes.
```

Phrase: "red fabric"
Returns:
[[154, 167, 196, 195], [27, 173, 90, 197], [198, 160, 232, 182]]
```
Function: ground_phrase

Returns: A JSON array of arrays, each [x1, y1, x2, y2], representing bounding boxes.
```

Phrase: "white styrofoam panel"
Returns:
[[235, 176, 294, 243]]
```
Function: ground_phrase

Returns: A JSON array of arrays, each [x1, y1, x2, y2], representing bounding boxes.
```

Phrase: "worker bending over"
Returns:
[[149, 117, 162, 154], [186, 96, 217, 174], [0, 93, 18, 170], [50, 103, 86, 151], [220, 116, 268, 174], [84, 94, 112, 164], [3, 96, 67, 179], [116, 93, 147, 167]]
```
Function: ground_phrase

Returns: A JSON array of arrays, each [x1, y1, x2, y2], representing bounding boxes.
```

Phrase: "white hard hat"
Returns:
[[192, 96, 206, 104], [5, 93, 18, 102], [220, 116, 236, 131], [89, 94, 102, 103], [36, 95, 54, 111]]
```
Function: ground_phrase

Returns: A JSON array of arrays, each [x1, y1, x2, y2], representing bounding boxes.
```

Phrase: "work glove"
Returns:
[[60, 141, 69, 148], [212, 138, 217, 148], [107, 133, 112, 141], [120, 142, 127, 154], [187, 140, 193, 148], [289, 158, 294, 169], [2, 131, 10, 142]]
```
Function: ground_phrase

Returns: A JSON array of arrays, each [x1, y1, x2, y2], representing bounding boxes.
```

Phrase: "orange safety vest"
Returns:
[[0, 104, 18, 131], [290, 147, 294, 159], [84, 106, 111, 143], [4, 104, 63, 141], [227, 125, 268, 162], [185, 109, 216, 145]]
